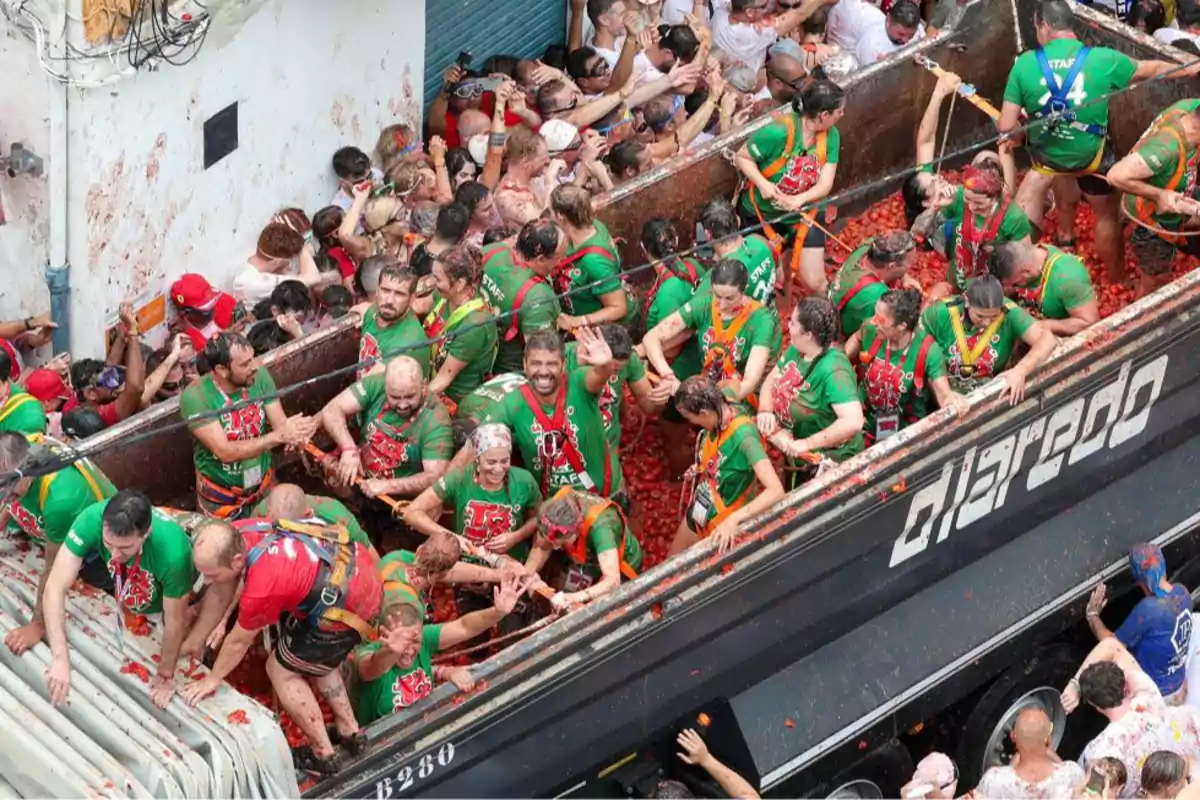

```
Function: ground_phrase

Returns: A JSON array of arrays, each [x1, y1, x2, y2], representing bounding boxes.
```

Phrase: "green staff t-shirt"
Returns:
[[180, 370, 277, 491], [64, 501, 196, 615]]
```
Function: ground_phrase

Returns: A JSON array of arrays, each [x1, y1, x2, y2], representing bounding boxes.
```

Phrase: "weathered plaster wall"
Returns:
[[6, 0, 426, 357], [0, 30, 54, 322]]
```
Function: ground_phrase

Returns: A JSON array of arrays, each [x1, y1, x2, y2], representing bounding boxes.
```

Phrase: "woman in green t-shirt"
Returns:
[[845, 289, 968, 445], [549, 185, 629, 330], [428, 246, 498, 408], [734, 78, 845, 297], [404, 424, 542, 563], [758, 297, 865, 489], [670, 377, 785, 556], [643, 260, 780, 409], [921, 277, 1057, 405]]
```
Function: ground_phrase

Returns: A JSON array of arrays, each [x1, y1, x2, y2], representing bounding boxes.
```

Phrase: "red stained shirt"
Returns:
[[60, 397, 122, 428], [236, 522, 382, 631]]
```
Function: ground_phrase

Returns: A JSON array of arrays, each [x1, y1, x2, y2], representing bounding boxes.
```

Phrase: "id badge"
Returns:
[[876, 414, 900, 441], [690, 484, 714, 527], [242, 464, 263, 490], [563, 566, 594, 593]]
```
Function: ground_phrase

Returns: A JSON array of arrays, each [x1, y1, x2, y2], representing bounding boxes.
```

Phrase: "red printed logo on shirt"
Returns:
[[777, 154, 822, 196], [863, 358, 907, 413], [359, 333, 381, 378], [6, 499, 43, 540], [110, 561, 155, 611], [771, 360, 810, 425], [391, 667, 433, 709], [221, 402, 264, 441], [462, 501, 515, 547]]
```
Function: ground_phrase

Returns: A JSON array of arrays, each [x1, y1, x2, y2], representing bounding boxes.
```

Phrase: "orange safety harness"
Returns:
[[243, 519, 378, 641], [702, 295, 764, 408], [691, 416, 757, 536]]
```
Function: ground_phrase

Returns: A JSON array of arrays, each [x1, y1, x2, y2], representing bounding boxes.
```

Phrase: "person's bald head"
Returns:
[[458, 109, 490, 141], [766, 53, 805, 101], [1011, 708, 1052, 752], [384, 356, 427, 417], [193, 519, 246, 585], [264, 483, 311, 521]]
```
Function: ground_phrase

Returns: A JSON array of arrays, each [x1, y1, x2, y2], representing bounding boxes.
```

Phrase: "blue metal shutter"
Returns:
[[424, 0, 568, 108]]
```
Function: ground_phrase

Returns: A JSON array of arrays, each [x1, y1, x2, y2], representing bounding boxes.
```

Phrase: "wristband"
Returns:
[[489, 132, 507, 148], [339, 446, 359, 456]]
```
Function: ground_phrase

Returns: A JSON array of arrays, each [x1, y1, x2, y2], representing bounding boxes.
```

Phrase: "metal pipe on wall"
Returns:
[[46, 76, 69, 355]]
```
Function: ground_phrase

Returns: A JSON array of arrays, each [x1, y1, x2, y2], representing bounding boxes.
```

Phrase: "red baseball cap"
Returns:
[[24, 368, 70, 402], [170, 273, 220, 312]]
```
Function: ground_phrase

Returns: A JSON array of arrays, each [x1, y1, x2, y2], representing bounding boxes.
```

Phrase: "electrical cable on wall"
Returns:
[[1, 0, 210, 87]]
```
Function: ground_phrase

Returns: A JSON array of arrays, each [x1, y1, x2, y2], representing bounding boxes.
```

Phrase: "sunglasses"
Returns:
[[88, 365, 125, 391], [159, 380, 182, 393], [586, 60, 611, 78], [547, 98, 579, 116], [551, 138, 584, 155]]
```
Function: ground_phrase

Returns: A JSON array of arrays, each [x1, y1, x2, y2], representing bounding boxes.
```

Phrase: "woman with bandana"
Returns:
[[846, 289, 968, 446], [405, 424, 543, 564], [670, 376, 785, 556], [524, 486, 642, 612], [930, 162, 1032, 300], [921, 276, 1056, 405], [1079, 544, 1194, 703]]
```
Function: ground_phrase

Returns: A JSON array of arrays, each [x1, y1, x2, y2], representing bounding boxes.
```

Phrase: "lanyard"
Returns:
[[948, 304, 1006, 371], [959, 197, 1009, 273]]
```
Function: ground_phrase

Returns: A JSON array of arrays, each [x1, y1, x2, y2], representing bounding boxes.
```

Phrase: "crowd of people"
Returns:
[[3, 0, 1200, 792]]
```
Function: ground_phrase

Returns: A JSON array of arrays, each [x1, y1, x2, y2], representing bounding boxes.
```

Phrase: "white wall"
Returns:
[[5, 0, 426, 357], [0, 29, 55, 322]]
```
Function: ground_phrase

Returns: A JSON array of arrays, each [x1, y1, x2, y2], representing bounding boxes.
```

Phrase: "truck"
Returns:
[[21, 0, 1200, 796]]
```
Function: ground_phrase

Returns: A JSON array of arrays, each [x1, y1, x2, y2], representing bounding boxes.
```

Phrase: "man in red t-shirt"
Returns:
[[182, 517, 382, 775]]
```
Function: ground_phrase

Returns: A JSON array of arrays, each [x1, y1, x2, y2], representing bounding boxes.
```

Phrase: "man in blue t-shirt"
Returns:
[[1084, 544, 1193, 700]]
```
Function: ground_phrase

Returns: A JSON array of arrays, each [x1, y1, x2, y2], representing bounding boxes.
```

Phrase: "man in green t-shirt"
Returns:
[[549, 185, 631, 329], [180, 332, 318, 520], [480, 219, 565, 374], [998, 0, 1199, 283], [990, 240, 1099, 336], [351, 573, 527, 725], [566, 324, 671, 452], [1108, 99, 1200, 298], [828, 231, 919, 338], [322, 355, 454, 502], [358, 265, 431, 380], [733, 80, 845, 296], [524, 488, 642, 611], [44, 490, 196, 710], [428, 247, 497, 406], [482, 328, 625, 503], [0, 433, 117, 655]]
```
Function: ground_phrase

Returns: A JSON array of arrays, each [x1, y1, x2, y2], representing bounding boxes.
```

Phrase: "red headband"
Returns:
[[962, 165, 1003, 197]]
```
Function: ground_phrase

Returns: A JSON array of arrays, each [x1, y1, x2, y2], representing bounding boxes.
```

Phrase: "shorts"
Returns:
[[1033, 141, 1117, 196], [274, 615, 363, 677], [738, 204, 827, 248], [1130, 226, 1180, 276]]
